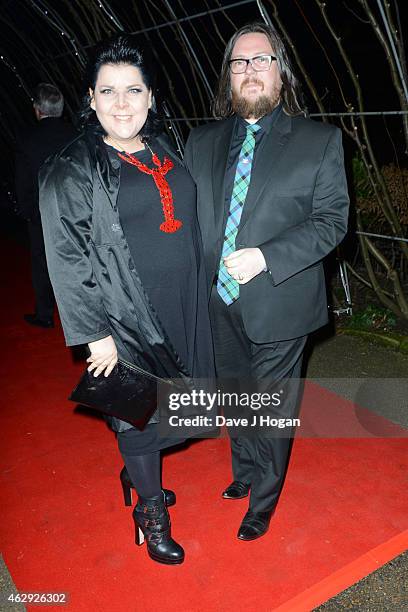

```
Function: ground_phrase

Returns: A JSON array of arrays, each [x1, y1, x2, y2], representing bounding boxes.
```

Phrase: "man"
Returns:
[[15, 82, 76, 328], [184, 22, 349, 541]]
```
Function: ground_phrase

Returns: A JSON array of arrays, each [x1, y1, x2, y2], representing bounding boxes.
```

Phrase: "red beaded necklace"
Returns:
[[117, 142, 182, 234]]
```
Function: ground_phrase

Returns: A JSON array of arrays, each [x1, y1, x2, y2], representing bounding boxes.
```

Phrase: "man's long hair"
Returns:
[[212, 22, 304, 119]]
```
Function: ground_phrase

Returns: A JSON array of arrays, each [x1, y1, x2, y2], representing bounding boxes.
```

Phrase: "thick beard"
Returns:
[[231, 78, 281, 119]]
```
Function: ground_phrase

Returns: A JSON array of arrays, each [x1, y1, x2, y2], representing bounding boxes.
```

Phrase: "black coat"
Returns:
[[184, 109, 350, 342], [39, 131, 214, 432]]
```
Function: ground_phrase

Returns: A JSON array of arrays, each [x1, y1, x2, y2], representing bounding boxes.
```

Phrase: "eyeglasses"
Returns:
[[228, 54, 277, 74]]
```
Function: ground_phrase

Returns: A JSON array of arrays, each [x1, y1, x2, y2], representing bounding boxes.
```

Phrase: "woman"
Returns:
[[39, 35, 214, 565]]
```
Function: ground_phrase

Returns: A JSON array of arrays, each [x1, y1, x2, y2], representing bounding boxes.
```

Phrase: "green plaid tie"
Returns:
[[217, 123, 260, 305]]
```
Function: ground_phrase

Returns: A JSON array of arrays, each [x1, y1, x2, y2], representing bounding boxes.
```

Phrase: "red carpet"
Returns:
[[1, 239, 407, 611]]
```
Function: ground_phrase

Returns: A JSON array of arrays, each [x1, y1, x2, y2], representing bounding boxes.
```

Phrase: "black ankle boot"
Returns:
[[133, 493, 184, 564], [120, 467, 176, 507]]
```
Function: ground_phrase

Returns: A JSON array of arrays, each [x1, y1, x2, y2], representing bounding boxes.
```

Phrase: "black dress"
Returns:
[[110, 140, 214, 455]]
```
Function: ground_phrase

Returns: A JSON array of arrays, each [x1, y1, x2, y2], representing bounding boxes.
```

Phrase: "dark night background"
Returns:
[[0, 0, 407, 216]]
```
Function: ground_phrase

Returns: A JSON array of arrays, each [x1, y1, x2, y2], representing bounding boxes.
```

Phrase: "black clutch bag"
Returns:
[[69, 358, 177, 431]]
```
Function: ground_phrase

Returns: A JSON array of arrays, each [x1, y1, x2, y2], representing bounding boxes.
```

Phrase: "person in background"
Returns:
[[184, 21, 349, 541], [39, 35, 214, 565], [15, 82, 76, 328]]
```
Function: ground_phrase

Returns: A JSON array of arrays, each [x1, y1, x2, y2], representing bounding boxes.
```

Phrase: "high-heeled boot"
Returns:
[[133, 493, 184, 564], [119, 467, 176, 507]]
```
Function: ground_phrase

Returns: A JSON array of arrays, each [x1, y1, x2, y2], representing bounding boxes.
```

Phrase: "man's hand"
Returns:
[[87, 335, 118, 377], [223, 248, 267, 284]]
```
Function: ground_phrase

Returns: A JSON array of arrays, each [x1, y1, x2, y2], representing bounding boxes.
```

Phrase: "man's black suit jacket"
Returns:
[[15, 117, 77, 221], [184, 109, 349, 343]]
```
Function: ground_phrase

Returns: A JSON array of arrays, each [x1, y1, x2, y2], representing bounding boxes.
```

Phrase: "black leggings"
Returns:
[[120, 450, 162, 499]]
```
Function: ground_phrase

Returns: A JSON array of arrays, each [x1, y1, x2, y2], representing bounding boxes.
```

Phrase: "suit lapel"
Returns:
[[211, 117, 236, 234], [238, 111, 292, 234]]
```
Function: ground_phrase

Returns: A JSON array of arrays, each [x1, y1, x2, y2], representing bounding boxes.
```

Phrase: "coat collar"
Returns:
[[156, 135, 184, 165], [92, 133, 183, 209], [212, 116, 236, 232]]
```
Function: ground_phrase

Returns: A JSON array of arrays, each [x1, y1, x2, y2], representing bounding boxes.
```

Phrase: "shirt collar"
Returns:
[[236, 102, 282, 135]]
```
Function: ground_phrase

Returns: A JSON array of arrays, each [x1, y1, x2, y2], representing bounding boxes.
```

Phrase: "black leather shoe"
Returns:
[[24, 314, 54, 328], [222, 481, 250, 499], [237, 509, 273, 541], [120, 466, 176, 508]]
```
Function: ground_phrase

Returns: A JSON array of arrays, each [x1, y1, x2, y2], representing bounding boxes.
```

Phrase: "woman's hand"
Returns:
[[87, 335, 118, 377]]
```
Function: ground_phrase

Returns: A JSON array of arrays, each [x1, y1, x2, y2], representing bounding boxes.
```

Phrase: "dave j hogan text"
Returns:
[[167, 415, 300, 429]]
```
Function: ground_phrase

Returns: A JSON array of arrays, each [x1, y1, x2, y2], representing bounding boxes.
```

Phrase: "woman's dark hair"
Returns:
[[212, 22, 304, 119], [79, 34, 163, 141]]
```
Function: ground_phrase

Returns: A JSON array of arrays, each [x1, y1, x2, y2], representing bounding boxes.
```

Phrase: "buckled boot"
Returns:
[[132, 493, 184, 565]]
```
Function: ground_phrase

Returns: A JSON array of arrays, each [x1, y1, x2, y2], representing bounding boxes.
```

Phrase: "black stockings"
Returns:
[[120, 450, 162, 498]]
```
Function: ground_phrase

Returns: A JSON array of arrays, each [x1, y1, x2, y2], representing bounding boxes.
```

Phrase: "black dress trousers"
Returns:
[[210, 287, 307, 513], [28, 219, 55, 322]]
